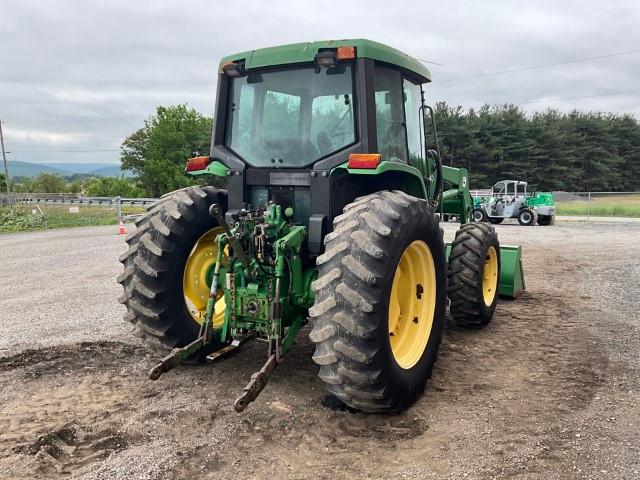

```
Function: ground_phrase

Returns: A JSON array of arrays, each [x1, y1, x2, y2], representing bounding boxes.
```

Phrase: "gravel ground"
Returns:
[[0, 220, 639, 479], [0, 225, 131, 356], [555, 215, 640, 223]]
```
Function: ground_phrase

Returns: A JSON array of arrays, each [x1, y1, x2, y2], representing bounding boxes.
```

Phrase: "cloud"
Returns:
[[1, 0, 639, 165]]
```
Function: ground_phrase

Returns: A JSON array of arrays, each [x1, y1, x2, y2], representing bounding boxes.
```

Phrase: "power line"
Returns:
[[8, 116, 143, 125], [436, 48, 640, 83], [416, 58, 445, 67], [9, 148, 120, 153], [519, 89, 640, 105]]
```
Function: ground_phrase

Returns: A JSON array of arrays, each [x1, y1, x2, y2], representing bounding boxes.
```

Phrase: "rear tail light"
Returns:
[[347, 153, 381, 169], [185, 156, 212, 172]]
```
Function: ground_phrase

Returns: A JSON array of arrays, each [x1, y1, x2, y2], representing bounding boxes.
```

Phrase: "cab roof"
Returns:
[[219, 39, 431, 83]]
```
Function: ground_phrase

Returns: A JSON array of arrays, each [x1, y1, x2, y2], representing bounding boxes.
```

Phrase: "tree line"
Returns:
[[433, 102, 640, 191], [8, 173, 145, 197], [7, 103, 638, 198]]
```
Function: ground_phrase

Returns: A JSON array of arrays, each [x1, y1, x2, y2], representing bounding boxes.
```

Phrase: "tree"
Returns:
[[121, 105, 213, 197], [31, 173, 68, 193], [85, 176, 146, 197]]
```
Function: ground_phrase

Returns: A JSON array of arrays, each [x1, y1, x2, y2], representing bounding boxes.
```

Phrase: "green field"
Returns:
[[0, 204, 145, 232], [556, 194, 640, 218]]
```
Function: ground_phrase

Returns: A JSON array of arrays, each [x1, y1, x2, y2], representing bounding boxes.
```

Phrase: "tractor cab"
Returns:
[[187, 39, 449, 237], [487, 180, 528, 216]]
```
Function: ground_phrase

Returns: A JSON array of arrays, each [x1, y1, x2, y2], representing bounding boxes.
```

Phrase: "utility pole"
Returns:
[[0, 120, 10, 194]]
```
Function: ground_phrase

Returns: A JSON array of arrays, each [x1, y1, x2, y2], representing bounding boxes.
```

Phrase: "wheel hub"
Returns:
[[482, 246, 498, 306], [388, 240, 437, 369], [183, 226, 226, 328]]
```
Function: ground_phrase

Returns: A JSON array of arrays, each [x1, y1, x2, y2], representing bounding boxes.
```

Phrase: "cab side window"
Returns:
[[374, 66, 407, 162], [403, 78, 424, 164]]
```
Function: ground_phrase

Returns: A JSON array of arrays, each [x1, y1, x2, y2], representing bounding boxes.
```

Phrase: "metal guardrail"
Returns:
[[5, 194, 159, 206], [1, 194, 159, 228]]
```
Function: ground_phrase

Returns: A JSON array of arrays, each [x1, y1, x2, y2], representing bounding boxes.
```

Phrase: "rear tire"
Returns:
[[117, 186, 227, 356], [447, 222, 500, 328], [517, 208, 537, 226], [537, 215, 554, 226], [309, 191, 446, 412]]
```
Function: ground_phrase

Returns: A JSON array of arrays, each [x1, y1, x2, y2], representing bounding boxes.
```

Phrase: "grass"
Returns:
[[555, 193, 640, 217], [0, 204, 146, 232]]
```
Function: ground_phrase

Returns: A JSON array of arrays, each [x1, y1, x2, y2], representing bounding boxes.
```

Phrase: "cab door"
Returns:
[[503, 181, 517, 217]]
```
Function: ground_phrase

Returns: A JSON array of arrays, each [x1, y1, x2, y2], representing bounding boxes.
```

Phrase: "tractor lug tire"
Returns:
[[447, 222, 500, 328], [309, 190, 447, 412], [117, 185, 228, 356]]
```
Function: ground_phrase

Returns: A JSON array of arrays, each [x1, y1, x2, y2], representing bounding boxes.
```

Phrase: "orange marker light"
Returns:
[[337, 46, 356, 61], [186, 156, 212, 172], [348, 153, 381, 169]]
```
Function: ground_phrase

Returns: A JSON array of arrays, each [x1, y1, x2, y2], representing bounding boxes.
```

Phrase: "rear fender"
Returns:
[[331, 160, 428, 200]]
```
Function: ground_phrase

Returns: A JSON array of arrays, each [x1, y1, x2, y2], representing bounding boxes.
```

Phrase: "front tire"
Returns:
[[518, 208, 537, 226], [309, 191, 446, 412], [117, 186, 227, 356], [447, 222, 500, 328], [472, 208, 487, 222]]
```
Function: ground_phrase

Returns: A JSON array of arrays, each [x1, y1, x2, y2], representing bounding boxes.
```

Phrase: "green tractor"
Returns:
[[472, 180, 556, 226], [118, 39, 524, 413]]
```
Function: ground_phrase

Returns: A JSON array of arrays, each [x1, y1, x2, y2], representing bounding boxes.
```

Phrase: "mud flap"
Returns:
[[446, 243, 525, 299]]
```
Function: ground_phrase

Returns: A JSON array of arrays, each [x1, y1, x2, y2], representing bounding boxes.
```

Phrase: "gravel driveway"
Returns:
[[0, 220, 638, 479]]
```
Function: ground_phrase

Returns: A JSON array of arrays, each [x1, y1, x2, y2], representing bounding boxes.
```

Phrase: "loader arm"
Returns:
[[439, 165, 472, 224]]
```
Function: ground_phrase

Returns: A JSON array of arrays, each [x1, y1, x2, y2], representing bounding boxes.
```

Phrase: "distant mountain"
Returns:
[[88, 165, 133, 177], [6, 161, 68, 177], [44, 162, 123, 174], [6, 160, 132, 178]]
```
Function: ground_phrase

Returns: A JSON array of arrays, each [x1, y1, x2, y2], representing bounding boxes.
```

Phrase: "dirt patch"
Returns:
[[0, 342, 152, 478], [15, 421, 142, 477]]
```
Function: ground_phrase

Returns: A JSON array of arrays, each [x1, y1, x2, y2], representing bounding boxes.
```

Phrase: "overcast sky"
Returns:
[[1, 0, 639, 165]]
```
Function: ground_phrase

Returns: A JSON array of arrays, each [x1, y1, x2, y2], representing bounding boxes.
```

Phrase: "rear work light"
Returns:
[[185, 156, 212, 172], [347, 153, 381, 169], [315, 46, 356, 68], [314, 51, 337, 68], [221, 61, 245, 77]]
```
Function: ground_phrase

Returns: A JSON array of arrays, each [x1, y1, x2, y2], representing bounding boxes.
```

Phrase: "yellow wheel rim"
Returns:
[[482, 246, 498, 306], [182, 226, 226, 328], [388, 240, 437, 370]]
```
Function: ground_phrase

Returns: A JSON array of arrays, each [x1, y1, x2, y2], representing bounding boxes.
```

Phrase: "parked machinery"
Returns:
[[472, 180, 555, 226]]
